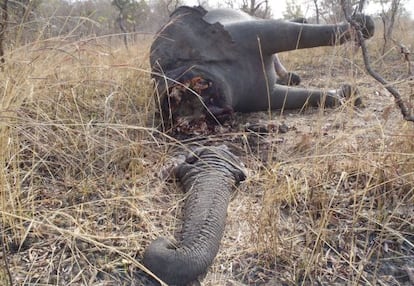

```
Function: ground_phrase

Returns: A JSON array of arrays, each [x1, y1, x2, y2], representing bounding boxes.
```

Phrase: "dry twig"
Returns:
[[394, 41, 412, 75], [341, 0, 414, 122]]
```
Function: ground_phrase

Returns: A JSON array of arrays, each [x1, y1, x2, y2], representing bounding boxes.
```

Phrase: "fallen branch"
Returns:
[[341, 0, 414, 122]]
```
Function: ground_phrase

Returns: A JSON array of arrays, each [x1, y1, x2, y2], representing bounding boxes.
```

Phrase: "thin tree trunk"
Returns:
[[381, 13, 388, 55], [386, 0, 400, 40], [0, 0, 8, 70], [357, 0, 366, 13], [381, 0, 401, 55], [116, 12, 128, 49], [313, 0, 320, 24]]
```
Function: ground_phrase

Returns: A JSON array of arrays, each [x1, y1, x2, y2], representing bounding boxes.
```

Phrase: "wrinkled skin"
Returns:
[[143, 146, 246, 285], [203, 8, 304, 87], [151, 6, 375, 130]]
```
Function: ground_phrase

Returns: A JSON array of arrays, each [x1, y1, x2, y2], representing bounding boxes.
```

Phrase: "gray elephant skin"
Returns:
[[150, 6, 375, 130], [143, 146, 246, 285]]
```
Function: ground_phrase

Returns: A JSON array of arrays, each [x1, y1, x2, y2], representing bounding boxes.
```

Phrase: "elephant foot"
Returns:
[[276, 72, 301, 86], [328, 84, 362, 107], [338, 84, 363, 107]]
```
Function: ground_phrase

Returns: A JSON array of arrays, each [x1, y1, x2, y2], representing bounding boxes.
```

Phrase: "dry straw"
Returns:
[[0, 12, 413, 286]]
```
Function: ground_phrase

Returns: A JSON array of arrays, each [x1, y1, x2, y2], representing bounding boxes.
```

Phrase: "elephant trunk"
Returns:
[[143, 146, 246, 285]]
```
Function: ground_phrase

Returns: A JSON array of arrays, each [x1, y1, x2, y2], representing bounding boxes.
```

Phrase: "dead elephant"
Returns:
[[150, 6, 375, 132]]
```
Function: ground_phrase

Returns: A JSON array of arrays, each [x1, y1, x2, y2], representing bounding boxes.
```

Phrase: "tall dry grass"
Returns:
[[0, 17, 413, 286], [0, 35, 174, 284]]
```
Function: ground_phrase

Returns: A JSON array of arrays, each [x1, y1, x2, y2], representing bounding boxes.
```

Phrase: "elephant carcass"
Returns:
[[150, 6, 374, 133], [143, 145, 247, 285]]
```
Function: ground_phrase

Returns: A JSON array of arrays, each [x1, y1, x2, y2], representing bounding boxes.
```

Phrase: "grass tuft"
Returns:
[[0, 22, 413, 286]]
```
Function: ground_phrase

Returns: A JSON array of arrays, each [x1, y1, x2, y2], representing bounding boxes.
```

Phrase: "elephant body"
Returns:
[[143, 146, 246, 285], [150, 6, 374, 131]]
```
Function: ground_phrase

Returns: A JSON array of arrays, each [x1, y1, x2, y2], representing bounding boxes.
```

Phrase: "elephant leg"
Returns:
[[272, 16, 311, 86], [273, 55, 301, 86], [225, 15, 374, 55], [276, 72, 301, 86], [262, 84, 359, 111]]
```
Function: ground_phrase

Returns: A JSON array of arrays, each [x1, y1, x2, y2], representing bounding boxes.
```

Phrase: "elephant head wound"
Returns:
[[143, 145, 246, 285]]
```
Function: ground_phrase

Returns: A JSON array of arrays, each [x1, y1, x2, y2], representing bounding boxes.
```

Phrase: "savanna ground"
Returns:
[[0, 19, 413, 286]]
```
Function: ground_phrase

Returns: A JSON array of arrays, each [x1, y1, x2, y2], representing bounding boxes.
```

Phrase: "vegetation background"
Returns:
[[0, 0, 413, 285]]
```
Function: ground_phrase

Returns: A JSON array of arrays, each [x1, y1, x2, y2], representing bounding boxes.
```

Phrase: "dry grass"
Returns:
[[0, 23, 413, 286]]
